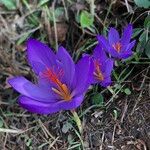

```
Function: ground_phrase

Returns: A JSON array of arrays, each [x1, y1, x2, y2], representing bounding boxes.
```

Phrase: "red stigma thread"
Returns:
[[42, 67, 72, 101], [43, 68, 63, 84]]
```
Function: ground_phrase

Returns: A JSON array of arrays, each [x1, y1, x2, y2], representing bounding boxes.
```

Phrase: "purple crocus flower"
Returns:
[[97, 24, 136, 59], [8, 39, 92, 114], [91, 44, 114, 87]]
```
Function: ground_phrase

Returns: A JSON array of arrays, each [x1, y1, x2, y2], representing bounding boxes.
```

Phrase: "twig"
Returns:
[[120, 98, 128, 123], [94, 13, 105, 27], [62, 0, 69, 20], [74, 22, 96, 36], [132, 11, 150, 24], [124, 0, 130, 13], [89, 0, 95, 16], [52, 0, 58, 51], [38, 119, 56, 140], [103, 0, 116, 26], [48, 137, 59, 149], [100, 131, 105, 150], [43, 6, 53, 45], [10, 25, 41, 41], [111, 124, 116, 145], [3, 133, 8, 149], [131, 67, 149, 115], [0, 128, 23, 134], [105, 84, 125, 107]]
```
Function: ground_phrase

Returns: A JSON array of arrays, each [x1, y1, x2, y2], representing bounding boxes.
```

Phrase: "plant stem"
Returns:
[[71, 109, 82, 134], [107, 86, 114, 95]]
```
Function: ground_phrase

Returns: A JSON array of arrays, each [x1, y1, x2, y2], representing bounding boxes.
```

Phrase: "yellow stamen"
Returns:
[[94, 61, 104, 81], [112, 42, 122, 53]]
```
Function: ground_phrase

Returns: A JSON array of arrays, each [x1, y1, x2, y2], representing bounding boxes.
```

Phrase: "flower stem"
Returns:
[[71, 109, 82, 134], [107, 86, 114, 95]]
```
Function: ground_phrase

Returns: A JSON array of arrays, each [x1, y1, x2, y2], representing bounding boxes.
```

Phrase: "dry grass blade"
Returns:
[[0, 128, 23, 134]]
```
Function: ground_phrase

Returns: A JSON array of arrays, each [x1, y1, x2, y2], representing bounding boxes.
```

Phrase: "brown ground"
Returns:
[[0, 0, 150, 150]]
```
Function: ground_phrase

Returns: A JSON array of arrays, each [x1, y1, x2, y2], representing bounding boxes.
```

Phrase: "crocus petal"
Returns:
[[8, 77, 57, 102], [97, 35, 119, 57], [118, 51, 133, 59], [56, 46, 75, 86], [80, 57, 94, 92], [73, 56, 91, 96], [31, 61, 46, 74], [38, 77, 52, 89], [100, 76, 112, 87], [27, 39, 56, 75], [97, 35, 111, 53], [109, 47, 121, 58], [126, 40, 136, 52], [108, 27, 120, 45], [121, 24, 133, 46], [59, 95, 84, 110], [103, 59, 114, 76], [19, 94, 84, 114], [18, 96, 60, 114], [93, 59, 113, 87], [93, 44, 107, 62]]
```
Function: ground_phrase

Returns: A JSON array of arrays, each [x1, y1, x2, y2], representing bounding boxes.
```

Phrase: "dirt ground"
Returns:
[[0, 0, 150, 150]]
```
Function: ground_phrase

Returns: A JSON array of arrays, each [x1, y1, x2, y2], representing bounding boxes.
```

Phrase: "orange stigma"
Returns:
[[94, 60, 104, 81], [112, 42, 122, 53], [42, 68, 72, 101]]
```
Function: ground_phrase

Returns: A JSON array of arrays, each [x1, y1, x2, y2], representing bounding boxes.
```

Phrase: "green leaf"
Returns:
[[80, 10, 94, 28], [0, 0, 16, 10], [26, 138, 32, 147], [0, 118, 3, 128], [144, 15, 150, 28], [145, 40, 150, 58], [139, 31, 147, 43], [92, 93, 104, 106], [38, 0, 50, 6], [134, 0, 150, 8], [48, 7, 65, 22], [113, 110, 118, 120], [124, 88, 131, 95], [136, 31, 147, 53], [132, 28, 143, 38], [17, 33, 30, 45]]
